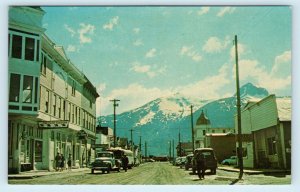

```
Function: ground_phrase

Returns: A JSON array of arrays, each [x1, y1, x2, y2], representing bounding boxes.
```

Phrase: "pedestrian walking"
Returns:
[[67, 154, 72, 171], [55, 152, 61, 171], [121, 154, 129, 172], [60, 154, 65, 171], [196, 152, 206, 180]]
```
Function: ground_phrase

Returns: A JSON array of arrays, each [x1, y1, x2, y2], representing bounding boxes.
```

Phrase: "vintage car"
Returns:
[[194, 148, 218, 174], [221, 156, 237, 166], [90, 151, 121, 174]]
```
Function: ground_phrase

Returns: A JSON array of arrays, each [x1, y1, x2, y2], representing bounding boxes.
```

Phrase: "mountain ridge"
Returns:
[[99, 82, 270, 155]]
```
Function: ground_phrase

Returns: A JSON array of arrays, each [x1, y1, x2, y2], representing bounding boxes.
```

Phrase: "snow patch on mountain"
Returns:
[[136, 111, 155, 126]]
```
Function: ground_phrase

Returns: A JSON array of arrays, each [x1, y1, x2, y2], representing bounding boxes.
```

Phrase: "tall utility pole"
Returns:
[[169, 141, 171, 162], [139, 135, 142, 163], [235, 35, 243, 179], [172, 139, 175, 165], [145, 141, 147, 161], [110, 99, 120, 148], [129, 128, 135, 151], [178, 127, 181, 157], [190, 105, 195, 152]]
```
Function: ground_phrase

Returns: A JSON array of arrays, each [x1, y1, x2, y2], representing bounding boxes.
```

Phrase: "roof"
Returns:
[[276, 97, 291, 121], [205, 132, 235, 137], [196, 110, 210, 125]]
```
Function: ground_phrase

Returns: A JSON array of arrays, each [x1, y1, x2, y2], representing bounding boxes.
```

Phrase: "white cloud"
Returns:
[[103, 16, 119, 31], [180, 46, 202, 62], [66, 45, 77, 52], [203, 36, 230, 53], [217, 7, 236, 17], [96, 83, 173, 115], [197, 7, 210, 16], [131, 63, 151, 73], [178, 64, 231, 99], [133, 39, 143, 46], [145, 48, 157, 58], [130, 62, 166, 78], [78, 23, 95, 44], [133, 28, 140, 34], [233, 50, 291, 94], [64, 24, 76, 37]]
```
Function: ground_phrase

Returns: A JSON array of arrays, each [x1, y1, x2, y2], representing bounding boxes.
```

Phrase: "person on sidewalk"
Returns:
[[121, 154, 129, 172], [67, 154, 72, 171], [60, 154, 65, 171], [55, 152, 61, 171]]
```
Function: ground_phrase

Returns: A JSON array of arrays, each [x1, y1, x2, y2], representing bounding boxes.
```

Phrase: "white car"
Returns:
[[221, 156, 237, 165]]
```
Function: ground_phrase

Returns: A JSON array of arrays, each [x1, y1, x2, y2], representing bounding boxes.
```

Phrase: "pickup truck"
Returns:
[[90, 151, 121, 174]]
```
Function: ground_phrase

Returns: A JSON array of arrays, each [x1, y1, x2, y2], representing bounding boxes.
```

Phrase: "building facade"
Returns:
[[236, 94, 291, 169], [8, 6, 99, 173]]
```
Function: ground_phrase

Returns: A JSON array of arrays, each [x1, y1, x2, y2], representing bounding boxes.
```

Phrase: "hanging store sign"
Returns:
[[38, 120, 69, 129]]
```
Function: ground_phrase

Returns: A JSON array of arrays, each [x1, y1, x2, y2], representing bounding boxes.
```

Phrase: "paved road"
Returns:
[[8, 162, 290, 185]]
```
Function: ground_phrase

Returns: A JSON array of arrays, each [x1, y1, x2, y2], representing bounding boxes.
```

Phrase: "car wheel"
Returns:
[[91, 169, 94, 174], [107, 165, 111, 173]]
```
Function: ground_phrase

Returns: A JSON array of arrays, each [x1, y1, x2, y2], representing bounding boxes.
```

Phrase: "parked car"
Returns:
[[90, 151, 121, 174], [185, 154, 194, 171], [221, 156, 237, 165], [194, 148, 218, 174], [179, 156, 187, 168]]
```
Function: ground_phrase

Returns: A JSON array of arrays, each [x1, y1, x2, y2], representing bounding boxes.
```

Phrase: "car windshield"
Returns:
[[98, 153, 112, 158], [200, 151, 214, 159]]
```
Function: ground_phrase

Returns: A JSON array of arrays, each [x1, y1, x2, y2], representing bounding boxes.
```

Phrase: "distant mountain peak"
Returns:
[[234, 82, 269, 98]]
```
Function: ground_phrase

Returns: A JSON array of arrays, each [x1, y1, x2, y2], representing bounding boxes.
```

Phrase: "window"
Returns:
[[41, 53, 47, 75], [237, 147, 247, 157], [53, 94, 57, 116], [203, 130, 206, 136], [9, 73, 21, 102], [71, 80, 76, 96], [90, 100, 92, 108], [45, 90, 49, 113], [25, 37, 34, 61], [212, 130, 215, 133], [34, 77, 38, 104], [12, 35, 22, 59], [78, 108, 81, 125], [58, 97, 61, 119], [35, 140, 43, 162], [22, 75, 33, 103], [35, 40, 40, 62], [51, 131, 54, 141], [267, 137, 277, 155]]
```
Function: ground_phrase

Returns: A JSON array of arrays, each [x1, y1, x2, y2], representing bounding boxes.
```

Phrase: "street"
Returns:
[[8, 162, 290, 185]]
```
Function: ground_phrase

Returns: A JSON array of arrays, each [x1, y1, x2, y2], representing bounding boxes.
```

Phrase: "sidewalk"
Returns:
[[8, 167, 90, 179], [218, 165, 291, 175]]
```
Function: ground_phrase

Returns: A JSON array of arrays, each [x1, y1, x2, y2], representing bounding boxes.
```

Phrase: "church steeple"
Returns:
[[196, 110, 210, 125]]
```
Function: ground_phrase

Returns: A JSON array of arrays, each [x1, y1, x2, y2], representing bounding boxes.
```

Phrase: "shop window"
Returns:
[[51, 131, 54, 141], [25, 37, 34, 61], [9, 73, 21, 102], [12, 34, 22, 59], [22, 75, 33, 103], [35, 140, 43, 162], [267, 137, 277, 155]]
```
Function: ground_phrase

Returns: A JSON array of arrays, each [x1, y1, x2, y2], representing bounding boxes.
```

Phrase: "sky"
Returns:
[[41, 6, 292, 116]]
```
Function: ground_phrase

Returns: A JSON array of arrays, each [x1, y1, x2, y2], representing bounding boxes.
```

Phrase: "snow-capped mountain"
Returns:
[[99, 83, 269, 156]]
